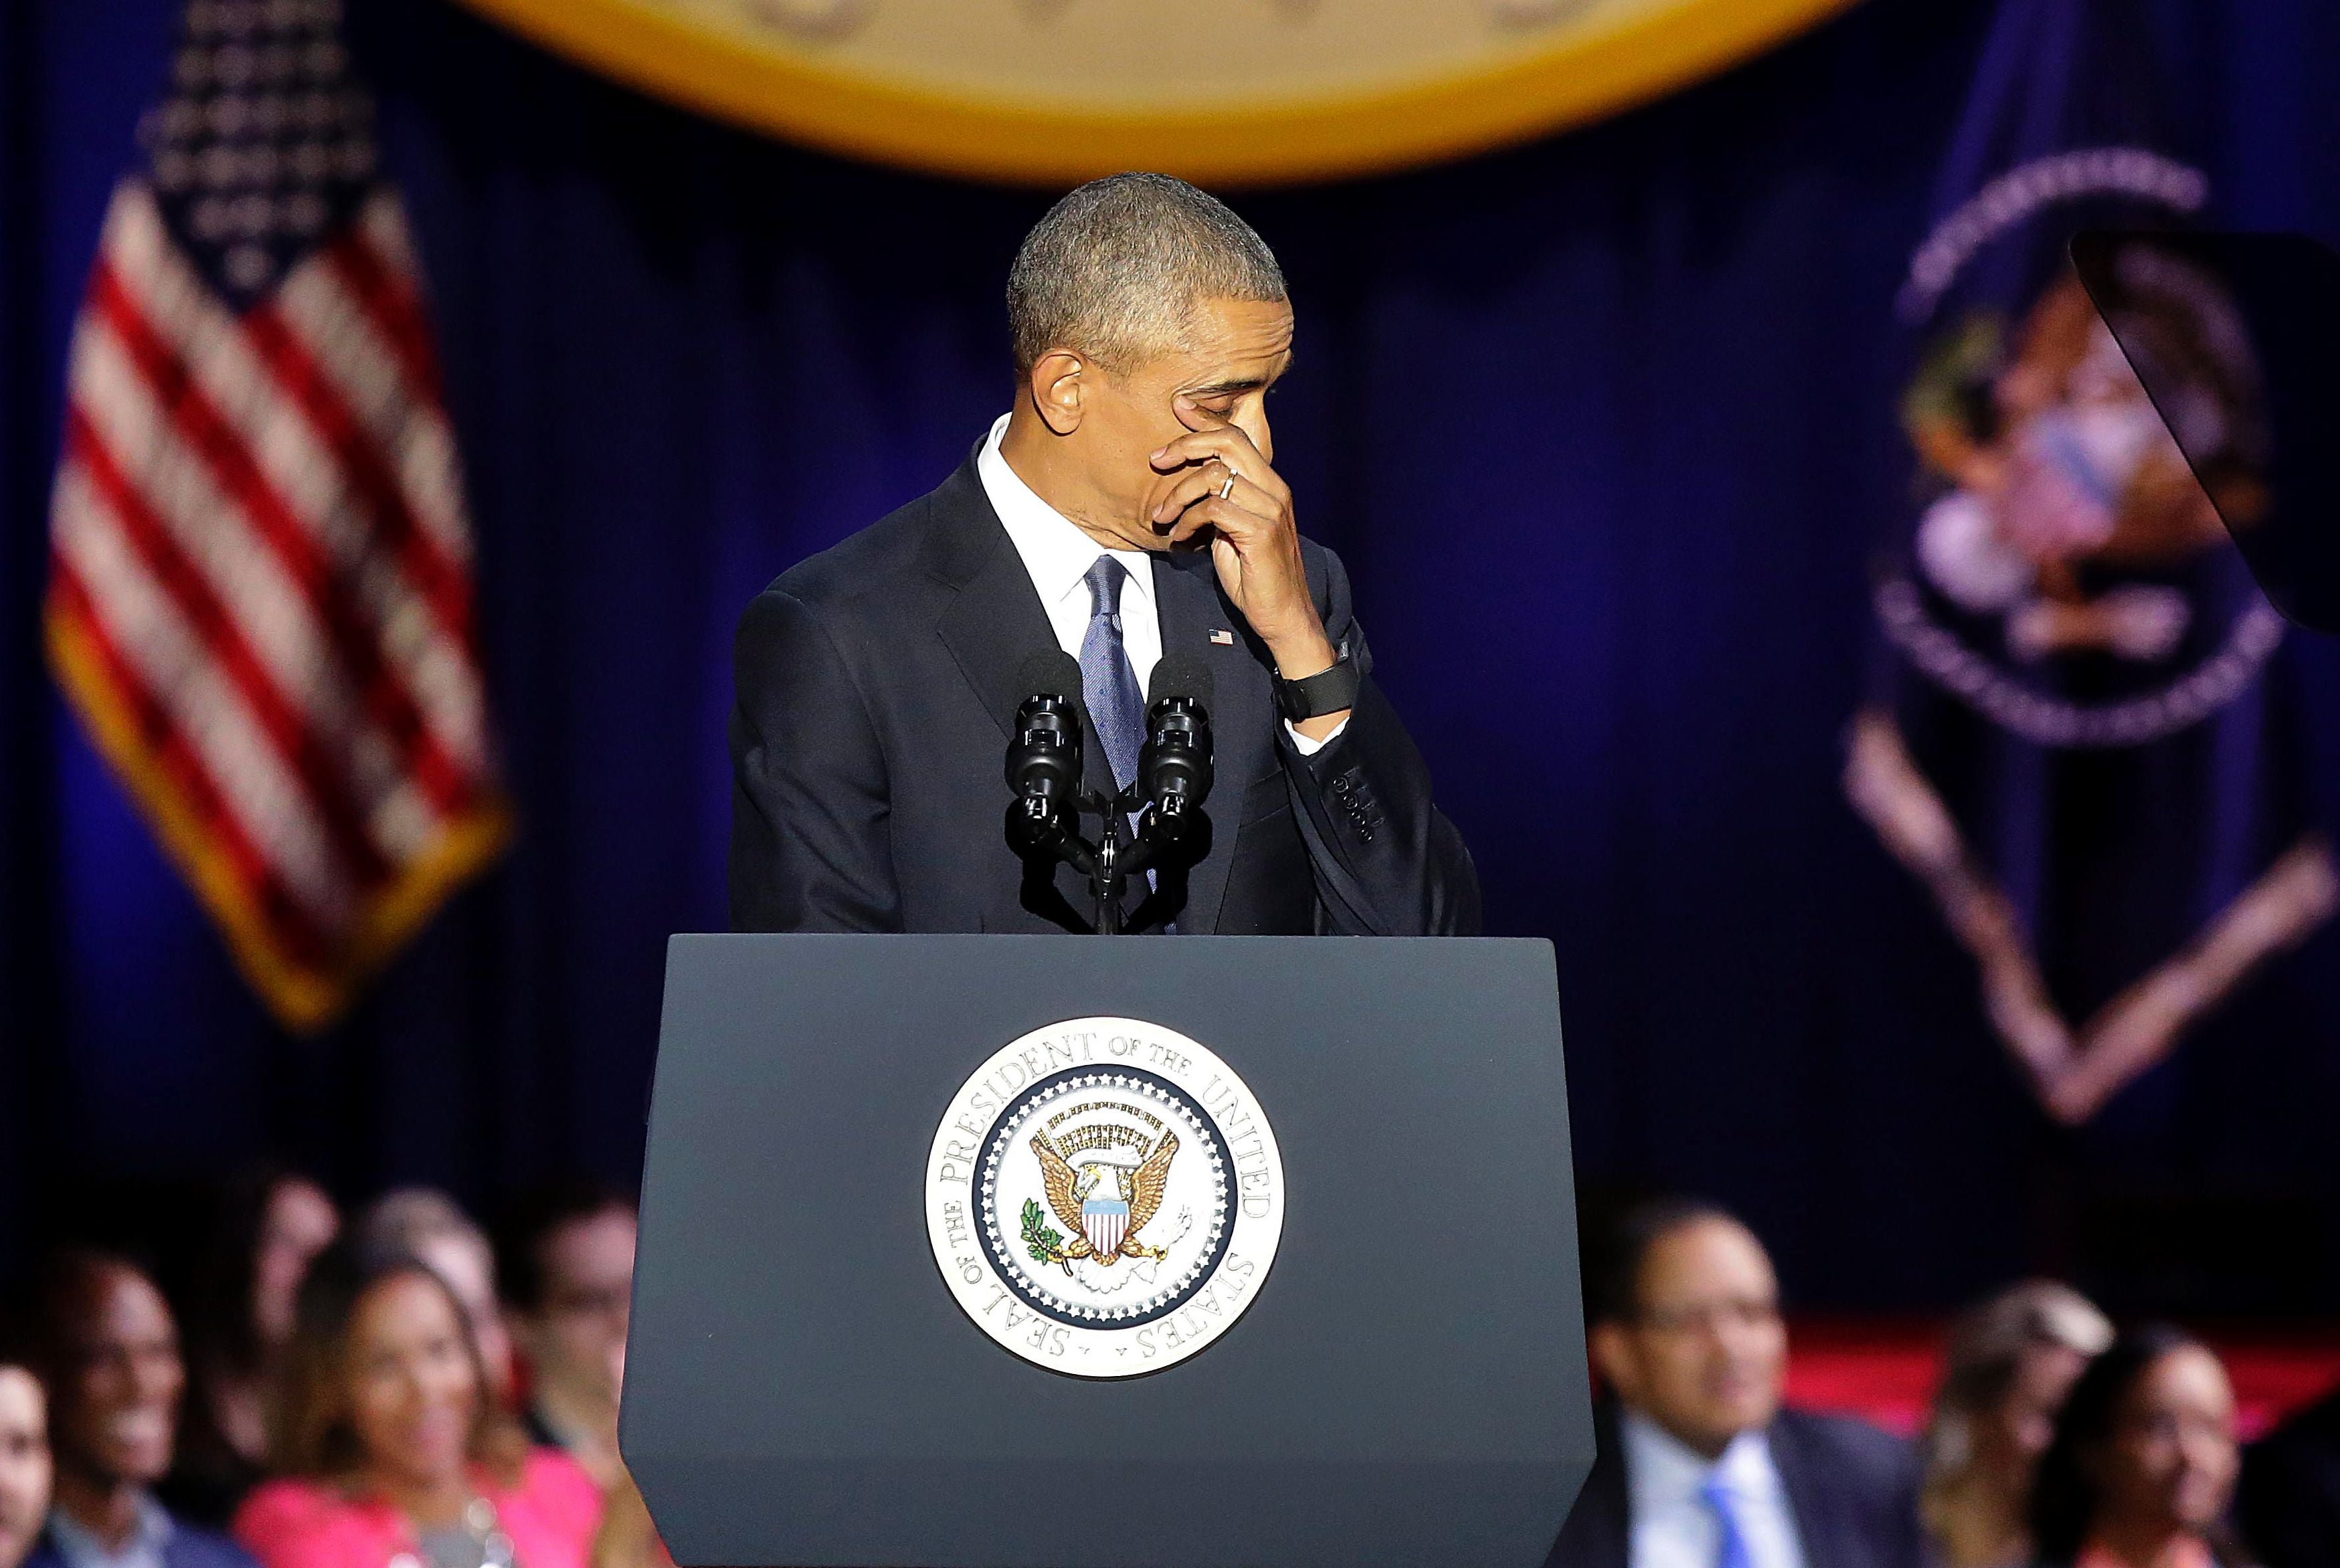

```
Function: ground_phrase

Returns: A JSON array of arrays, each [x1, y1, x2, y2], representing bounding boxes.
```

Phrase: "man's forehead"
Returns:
[[1176, 297, 1294, 373], [1639, 1218, 1775, 1300]]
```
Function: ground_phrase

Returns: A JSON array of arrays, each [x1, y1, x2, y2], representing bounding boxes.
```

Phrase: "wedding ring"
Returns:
[[1218, 468, 1237, 500]]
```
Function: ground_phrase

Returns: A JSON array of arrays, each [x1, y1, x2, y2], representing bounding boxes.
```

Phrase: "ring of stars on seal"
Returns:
[[976, 1066, 1233, 1329]]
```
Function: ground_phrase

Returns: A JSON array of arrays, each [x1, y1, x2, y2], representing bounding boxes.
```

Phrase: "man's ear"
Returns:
[[1589, 1321, 1637, 1400], [1027, 349, 1088, 435]]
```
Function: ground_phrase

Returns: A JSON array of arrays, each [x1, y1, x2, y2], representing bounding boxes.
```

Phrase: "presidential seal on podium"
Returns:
[[925, 1015, 1285, 1377]]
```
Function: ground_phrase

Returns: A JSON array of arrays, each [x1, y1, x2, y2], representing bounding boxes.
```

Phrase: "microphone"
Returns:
[[1004, 652, 1086, 856], [1138, 655, 1214, 838]]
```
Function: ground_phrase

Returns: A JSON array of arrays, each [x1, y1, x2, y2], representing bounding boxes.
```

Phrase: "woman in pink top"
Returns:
[[234, 1240, 603, 1568], [2028, 1325, 2254, 1568]]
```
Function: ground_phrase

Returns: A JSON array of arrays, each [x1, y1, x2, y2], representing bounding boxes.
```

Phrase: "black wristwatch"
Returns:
[[1275, 651, 1360, 722]]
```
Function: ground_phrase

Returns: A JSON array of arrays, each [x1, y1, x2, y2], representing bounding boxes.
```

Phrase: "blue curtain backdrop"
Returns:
[[4, 0, 2337, 1310]]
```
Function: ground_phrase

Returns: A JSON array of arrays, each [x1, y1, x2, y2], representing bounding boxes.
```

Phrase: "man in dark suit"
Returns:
[[730, 172, 1477, 935], [1546, 1201, 1923, 1568], [18, 1252, 258, 1568]]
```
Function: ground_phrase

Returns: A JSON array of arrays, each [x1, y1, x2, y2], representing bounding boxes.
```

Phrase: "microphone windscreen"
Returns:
[[1146, 654, 1214, 710], [1012, 650, 1087, 723]]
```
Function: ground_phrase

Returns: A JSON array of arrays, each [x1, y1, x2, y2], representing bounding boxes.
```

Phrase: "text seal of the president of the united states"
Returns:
[[925, 1016, 1285, 1377]]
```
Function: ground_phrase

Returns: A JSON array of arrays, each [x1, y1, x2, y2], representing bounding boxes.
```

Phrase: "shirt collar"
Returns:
[[1619, 1405, 1785, 1510], [47, 1494, 173, 1568], [975, 413, 1155, 615]]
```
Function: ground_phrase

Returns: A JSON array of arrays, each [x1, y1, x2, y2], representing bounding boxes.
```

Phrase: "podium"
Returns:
[[621, 934, 1591, 1568]]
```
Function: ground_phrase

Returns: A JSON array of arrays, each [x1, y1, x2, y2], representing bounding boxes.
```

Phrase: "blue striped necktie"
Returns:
[[1699, 1476, 1754, 1568], [1081, 555, 1144, 790]]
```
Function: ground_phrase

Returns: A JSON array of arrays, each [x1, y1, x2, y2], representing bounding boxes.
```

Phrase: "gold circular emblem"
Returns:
[[448, 0, 1856, 186]]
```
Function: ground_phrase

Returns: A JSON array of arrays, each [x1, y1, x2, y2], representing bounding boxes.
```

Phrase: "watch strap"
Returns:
[[1275, 654, 1360, 722]]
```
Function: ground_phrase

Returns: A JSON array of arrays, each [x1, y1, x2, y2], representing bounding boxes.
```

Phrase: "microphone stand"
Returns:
[[1007, 784, 1193, 935], [1090, 798, 1130, 937], [1010, 786, 1138, 935], [1004, 678, 1212, 935]]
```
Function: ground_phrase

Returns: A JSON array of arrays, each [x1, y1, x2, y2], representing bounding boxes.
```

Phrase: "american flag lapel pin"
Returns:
[[1210, 628, 1236, 646]]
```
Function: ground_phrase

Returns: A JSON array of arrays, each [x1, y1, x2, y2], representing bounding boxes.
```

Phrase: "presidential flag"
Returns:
[[1845, 0, 2333, 1125], [46, 0, 507, 1032]]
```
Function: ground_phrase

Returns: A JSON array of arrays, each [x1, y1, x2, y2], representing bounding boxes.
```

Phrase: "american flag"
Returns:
[[46, 0, 507, 1032]]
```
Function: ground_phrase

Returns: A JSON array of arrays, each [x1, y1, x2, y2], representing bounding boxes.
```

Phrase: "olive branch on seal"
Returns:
[[1020, 1198, 1069, 1266]]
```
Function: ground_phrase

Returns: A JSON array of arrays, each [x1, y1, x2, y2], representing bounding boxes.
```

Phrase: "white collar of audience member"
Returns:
[[1621, 1405, 1787, 1506]]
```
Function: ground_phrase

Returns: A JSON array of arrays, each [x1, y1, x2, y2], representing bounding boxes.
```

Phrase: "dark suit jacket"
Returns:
[[24, 1510, 260, 1568], [1543, 1401, 1925, 1568], [2239, 1385, 2340, 1568], [729, 452, 1480, 935]]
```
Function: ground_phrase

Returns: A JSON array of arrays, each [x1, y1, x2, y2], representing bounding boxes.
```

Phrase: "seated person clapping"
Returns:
[[232, 1240, 600, 1568]]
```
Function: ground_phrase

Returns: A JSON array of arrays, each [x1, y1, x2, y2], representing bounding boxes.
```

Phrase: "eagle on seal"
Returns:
[[1031, 1133, 1178, 1271]]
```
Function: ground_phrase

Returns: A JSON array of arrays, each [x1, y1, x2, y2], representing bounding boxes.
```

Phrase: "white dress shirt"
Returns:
[[1621, 1408, 1810, 1568], [974, 414, 1344, 753], [978, 413, 1164, 695]]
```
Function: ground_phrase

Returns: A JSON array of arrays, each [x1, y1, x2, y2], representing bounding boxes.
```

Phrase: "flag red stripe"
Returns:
[[105, 201, 482, 774], [49, 178, 505, 1030], [89, 259, 472, 817], [328, 218, 446, 404], [66, 406, 391, 893], [278, 239, 468, 574], [48, 559, 333, 968], [241, 296, 475, 644]]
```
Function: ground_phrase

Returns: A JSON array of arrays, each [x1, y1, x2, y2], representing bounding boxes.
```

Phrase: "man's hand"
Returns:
[[1145, 395, 1339, 692]]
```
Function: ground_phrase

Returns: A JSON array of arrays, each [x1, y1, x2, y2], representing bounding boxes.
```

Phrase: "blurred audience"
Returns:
[[1545, 1198, 1924, 1568], [31, 1168, 2340, 1568], [2236, 1368, 2340, 1568], [355, 1195, 514, 1407], [233, 1238, 599, 1568], [0, 1358, 52, 1568], [18, 1251, 258, 1568], [1922, 1281, 2115, 1568], [493, 1185, 636, 1486], [2030, 1325, 2249, 1568], [169, 1171, 339, 1527]]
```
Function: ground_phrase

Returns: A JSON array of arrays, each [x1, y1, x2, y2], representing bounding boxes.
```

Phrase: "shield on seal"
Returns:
[[1081, 1193, 1129, 1258]]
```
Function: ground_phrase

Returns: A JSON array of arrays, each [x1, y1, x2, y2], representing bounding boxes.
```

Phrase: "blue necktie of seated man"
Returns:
[[1699, 1476, 1755, 1568]]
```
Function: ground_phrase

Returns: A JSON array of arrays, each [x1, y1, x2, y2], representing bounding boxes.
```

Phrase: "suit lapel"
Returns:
[[929, 454, 1124, 929], [1152, 548, 1269, 936], [930, 458, 1273, 936], [931, 458, 1061, 743], [1767, 1417, 1839, 1568]]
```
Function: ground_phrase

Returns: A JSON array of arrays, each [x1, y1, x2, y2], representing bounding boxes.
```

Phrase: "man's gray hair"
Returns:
[[1006, 172, 1287, 374]]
